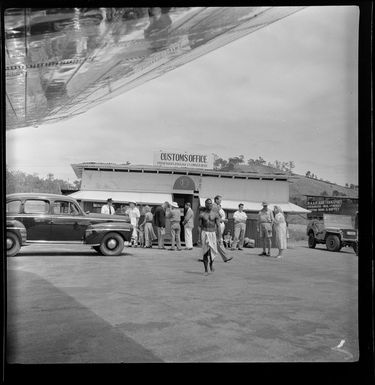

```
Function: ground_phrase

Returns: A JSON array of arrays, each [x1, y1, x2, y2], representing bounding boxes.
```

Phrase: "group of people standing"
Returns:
[[154, 201, 195, 251], [257, 201, 288, 258], [101, 198, 194, 251], [101, 196, 288, 275]]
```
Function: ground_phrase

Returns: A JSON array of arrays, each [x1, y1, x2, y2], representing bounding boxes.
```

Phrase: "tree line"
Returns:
[[6, 166, 81, 195], [213, 155, 296, 174], [213, 155, 357, 189]]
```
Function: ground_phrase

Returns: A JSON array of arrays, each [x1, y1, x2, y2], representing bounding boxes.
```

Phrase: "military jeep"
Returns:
[[306, 213, 358, 254]]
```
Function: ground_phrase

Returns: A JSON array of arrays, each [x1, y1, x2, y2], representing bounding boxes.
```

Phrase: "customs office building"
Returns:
[[70, 151, 309, 246]]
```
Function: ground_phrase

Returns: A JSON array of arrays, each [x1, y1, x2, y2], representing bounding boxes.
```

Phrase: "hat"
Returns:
[[262, 201, 268, 206], [107, 198, 113, 202], [171, 202, 179, 208], [129, 201, 136, 204]]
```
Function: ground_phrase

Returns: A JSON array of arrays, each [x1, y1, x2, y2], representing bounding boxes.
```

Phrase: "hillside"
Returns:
[[233, 164, 358, 200], [288, 175, 358, 200]]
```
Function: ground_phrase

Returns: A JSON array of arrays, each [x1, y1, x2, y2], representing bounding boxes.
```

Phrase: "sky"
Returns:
[[6, 6, 359, 186]]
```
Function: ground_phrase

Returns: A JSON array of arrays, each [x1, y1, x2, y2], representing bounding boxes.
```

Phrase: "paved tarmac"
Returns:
[[6, 241, 358, 363]]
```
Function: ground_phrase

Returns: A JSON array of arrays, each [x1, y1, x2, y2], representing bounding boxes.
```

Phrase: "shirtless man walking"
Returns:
[[198, 198, 221, 276]]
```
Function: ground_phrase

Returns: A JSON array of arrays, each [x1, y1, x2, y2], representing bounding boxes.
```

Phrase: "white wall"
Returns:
[[199, 176, 289, 203], [82, 170, 201, 193], [81, 169, 289, 202]]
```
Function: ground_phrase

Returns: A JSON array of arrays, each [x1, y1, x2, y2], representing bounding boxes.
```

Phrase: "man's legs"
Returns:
[[266, 236, 272, 255], [170, 226, 176, 250], [259, 227, 267, 255], [185, 227, 193, 249], [176, 225, 182, 250], [217, 240, 232, 262], [132, 228, 138, 247], [203, 250, 210, 275], [238, 224, 246, 249], [232, 224, 241, 250], [209, 251, 214, 272], [157, 227, 164, 248]]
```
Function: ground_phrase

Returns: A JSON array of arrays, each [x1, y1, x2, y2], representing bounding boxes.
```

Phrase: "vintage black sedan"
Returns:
[[6, 193, 133, 257]]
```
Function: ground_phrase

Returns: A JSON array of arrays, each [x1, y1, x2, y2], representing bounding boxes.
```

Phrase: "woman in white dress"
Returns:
[[139, 206, 157, 248], [273, 206, 287, 258]]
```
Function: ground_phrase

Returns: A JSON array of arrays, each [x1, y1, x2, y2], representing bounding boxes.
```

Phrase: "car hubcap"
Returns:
[[7, 238, 14, 249], [107, 239, 117, 249]]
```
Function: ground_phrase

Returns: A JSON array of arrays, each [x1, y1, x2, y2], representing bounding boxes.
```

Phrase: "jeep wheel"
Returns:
[[308, 233, 316, 248], [326, 235, 341, 252], [99, 233, 124, 256], [353, 242, 358, 255], [7, 232, 21, 257]]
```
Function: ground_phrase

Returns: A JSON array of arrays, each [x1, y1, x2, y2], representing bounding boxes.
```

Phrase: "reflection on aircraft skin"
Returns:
[[5, 7, 305, 129]]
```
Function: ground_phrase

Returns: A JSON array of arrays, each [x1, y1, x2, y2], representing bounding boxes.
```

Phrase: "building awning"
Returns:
[[69, 190, 172, 205], [199, 198, 310, 213]]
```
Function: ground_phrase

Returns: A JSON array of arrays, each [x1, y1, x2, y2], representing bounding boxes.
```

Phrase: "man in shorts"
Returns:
[[257, 201, 274, 256]]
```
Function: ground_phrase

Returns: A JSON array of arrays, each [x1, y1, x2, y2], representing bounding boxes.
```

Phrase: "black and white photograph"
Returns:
[[2, 4, 372, 381]]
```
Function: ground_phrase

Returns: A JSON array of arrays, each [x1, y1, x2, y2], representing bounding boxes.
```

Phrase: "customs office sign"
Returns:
[[153, 151, 214, 169]]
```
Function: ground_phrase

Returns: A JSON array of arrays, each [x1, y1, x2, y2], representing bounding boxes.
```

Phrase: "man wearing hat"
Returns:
[[166, 202, 182, 251], [257, 201, 274, 256], [101, 198, 115, 215]]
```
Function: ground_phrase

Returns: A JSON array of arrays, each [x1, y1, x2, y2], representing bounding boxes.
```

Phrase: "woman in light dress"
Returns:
[[273, 206, 287, 258], [139, 206, 157, 248]]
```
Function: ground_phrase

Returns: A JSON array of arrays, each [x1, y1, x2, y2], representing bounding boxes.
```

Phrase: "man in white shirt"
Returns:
[[126, 201, 140, 247], [183, 202, 194, 250], [213, 195, 233, 262], [101, 198, 115, 215], [231, 203, 247, 250]]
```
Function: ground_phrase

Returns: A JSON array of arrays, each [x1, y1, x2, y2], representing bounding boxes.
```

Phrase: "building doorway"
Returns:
[[173, 193, 193, 243]]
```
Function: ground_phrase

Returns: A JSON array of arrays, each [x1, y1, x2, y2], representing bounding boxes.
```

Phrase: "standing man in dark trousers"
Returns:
[[213, 195, 233, 262], [154, 201, 168, 249]]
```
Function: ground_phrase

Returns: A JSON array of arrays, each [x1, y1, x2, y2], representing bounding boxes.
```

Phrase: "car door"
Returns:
[[21, 199, 52, 241], [50, 200, 89, 241]]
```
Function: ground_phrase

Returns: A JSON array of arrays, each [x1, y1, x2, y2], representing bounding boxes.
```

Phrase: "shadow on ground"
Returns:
[[7, 270, 162, 363]]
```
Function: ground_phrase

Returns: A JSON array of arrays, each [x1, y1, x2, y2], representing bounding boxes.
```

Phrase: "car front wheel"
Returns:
[[308, 233, 316, 248], [7, 232, 21, 257], [99, 232, 124, 256], [326, 234, 341, 252]]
